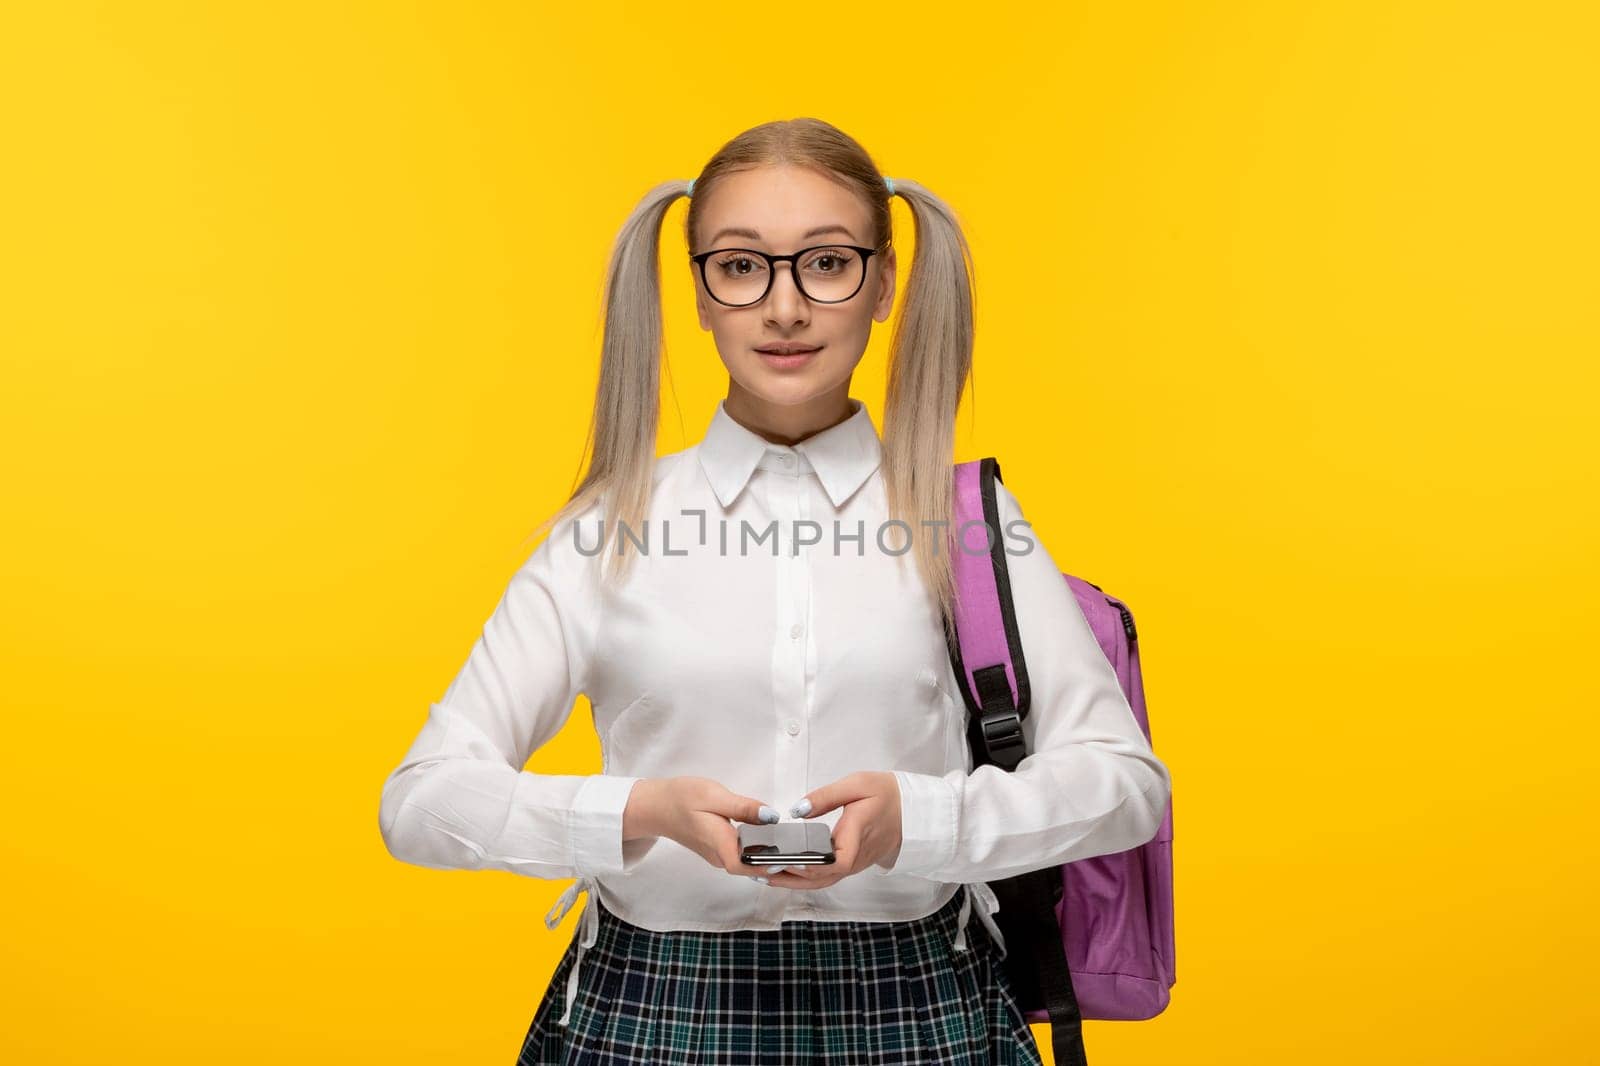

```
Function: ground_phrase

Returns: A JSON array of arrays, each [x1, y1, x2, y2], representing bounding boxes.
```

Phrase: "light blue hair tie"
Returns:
[[885, 176, 896, 196], [686, 178, 695, 198]]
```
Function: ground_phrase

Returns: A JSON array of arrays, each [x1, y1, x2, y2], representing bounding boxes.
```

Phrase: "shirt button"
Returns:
[[785, 720, 801, 736], [789, 623, 803, 640]]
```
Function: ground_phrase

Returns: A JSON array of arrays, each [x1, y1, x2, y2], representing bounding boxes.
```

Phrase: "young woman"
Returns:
[[379, 117, 1171, 1065]]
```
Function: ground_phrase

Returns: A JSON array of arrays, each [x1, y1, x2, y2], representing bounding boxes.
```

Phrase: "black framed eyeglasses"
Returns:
[[689, 244, 880, 307]]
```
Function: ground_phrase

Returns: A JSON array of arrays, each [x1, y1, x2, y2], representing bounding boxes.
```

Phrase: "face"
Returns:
[[692, 164, 896, 432]]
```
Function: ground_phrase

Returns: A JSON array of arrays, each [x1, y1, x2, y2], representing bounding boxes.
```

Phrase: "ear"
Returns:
[[693, 267, 712, 331], [872, 244, 897, 323]]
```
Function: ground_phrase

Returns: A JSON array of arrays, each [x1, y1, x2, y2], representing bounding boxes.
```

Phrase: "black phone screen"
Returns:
[[738, 821, 836, 865]]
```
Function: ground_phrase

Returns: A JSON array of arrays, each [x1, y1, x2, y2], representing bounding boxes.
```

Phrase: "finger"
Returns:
[[708, 788, 781, 827], [768, 859, 822, 882], [689, 817, 731, 869], [791, 772, 872, 819], [769, 868, 839, 890], [830, 820, 859, 873], [704, 815, 751, 874], [779, 860, 841, 885]]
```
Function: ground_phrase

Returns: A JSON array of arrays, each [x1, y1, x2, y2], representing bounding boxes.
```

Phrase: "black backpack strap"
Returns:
[[990, 866, 1088, 1065], [948, 457, 1090, 1065], [945, 457, 1033, 772]]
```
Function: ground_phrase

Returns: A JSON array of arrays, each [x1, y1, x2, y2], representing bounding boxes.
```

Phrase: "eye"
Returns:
[[712, 252, 768, 277], [801, 247, 856, 275]]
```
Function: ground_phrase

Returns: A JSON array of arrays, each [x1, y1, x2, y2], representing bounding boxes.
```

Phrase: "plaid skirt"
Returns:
[[515, 885, 1043, 1065]]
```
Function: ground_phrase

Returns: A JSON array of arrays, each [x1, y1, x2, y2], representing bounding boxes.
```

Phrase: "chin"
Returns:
[[749, 384, 823, 407], [736, 374, 832, 407], [727, 348, 854, 404]]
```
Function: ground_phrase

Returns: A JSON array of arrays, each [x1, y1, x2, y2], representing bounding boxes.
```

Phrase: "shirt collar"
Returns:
[[696, 397, 882, 510]]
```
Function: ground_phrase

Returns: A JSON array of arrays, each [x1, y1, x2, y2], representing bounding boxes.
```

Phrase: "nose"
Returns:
[[762, 263, 811, 327]]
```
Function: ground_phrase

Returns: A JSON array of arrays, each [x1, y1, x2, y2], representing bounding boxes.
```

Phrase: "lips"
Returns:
[[755, 343, 822, 355]]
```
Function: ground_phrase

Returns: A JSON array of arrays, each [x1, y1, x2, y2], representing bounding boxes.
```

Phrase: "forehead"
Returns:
[[697, 165, 871, 249]]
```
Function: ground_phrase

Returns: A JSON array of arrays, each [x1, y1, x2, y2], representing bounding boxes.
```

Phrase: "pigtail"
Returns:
[[880, 177, 977, 643], [526, 179, 690, 587]]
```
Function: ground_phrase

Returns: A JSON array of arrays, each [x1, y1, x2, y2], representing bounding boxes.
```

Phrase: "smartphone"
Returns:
[[738, 821, 836, 865]]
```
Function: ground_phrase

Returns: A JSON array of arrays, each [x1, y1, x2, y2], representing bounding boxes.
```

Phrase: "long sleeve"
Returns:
[[889, 479, 1172, 884], [379, 512, 661, 879]]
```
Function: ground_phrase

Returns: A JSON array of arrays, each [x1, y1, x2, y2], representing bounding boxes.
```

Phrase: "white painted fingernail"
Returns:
[[789, 799, 812, 817], [767, 865, 788, 875], [758, 805, 779, 824], [753, 876, 769, 885]]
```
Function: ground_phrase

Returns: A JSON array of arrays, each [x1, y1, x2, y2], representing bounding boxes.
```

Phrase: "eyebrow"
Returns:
[[706, 223, 859, 247]]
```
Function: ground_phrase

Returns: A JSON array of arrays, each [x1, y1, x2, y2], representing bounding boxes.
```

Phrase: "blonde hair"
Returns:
[[527, 117, 977, 641]]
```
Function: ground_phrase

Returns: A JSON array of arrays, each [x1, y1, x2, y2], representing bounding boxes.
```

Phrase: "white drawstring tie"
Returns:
[[951, 882, 1006, 959], [543, 876, 600, 1028]]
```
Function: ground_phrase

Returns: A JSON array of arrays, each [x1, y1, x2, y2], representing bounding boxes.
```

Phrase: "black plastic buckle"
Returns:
[[979, 707, 1027, 771]]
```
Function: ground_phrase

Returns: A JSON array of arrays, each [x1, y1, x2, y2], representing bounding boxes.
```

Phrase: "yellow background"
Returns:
[[2, 2, 1596, 1063]]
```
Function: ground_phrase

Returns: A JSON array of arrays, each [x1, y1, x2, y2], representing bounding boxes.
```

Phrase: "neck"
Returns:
[[722, 382, 855, 446]]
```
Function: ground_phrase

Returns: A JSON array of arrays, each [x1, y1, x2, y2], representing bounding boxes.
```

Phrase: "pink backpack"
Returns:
[[947, 458, 1175, 1066]]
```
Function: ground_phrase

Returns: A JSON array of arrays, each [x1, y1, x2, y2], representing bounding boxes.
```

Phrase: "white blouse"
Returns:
[[379, 397, 1171, 1025]]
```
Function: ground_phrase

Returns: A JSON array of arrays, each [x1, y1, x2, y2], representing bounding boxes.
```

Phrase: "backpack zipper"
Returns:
[[1084, 580, 1138, 643]]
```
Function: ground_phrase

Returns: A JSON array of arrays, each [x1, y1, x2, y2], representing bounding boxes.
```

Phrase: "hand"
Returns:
[[764, 771, 903, 891], [625, 776, 779, 879]]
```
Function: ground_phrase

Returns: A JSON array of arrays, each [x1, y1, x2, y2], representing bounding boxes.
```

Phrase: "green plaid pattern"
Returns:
[[516, 887, 1043, 1064]]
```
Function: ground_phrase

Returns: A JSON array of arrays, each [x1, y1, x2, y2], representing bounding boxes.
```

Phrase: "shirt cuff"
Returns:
[[570, 774, 656, 877], [890, 770, 959, 879]]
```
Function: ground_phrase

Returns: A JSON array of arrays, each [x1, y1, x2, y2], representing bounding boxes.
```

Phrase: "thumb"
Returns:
[[709, 786, 780, 826], [792, 773, 873, 819]]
